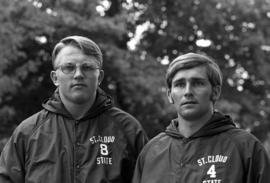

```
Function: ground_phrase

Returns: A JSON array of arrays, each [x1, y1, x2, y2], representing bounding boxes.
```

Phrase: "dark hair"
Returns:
[[166, 52, 222, 89], [52, 36, 103, 69]]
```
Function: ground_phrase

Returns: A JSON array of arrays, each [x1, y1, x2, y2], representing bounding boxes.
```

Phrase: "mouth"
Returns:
[[181, 101, 197, 106], [72, 83, 86, 88]]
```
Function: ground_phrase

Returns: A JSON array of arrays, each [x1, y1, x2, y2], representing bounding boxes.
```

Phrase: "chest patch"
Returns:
[[89, 135, 116, 165], [197, 155, 228, 183]]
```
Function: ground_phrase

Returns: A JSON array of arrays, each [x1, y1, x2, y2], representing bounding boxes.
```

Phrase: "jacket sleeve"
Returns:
[[122, 123, 148, 183], [134, 127, 149, 158], [246, 141, 270, 183], [116, 108, 148, 183], [132, 135, 156, 183], [0, 129, 26, 183], [131, 150, 145, 183]]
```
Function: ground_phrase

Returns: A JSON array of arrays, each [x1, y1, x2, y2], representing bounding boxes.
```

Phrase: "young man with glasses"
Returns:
[[132, 53, 270, 183], [0, 36, 148, 183]]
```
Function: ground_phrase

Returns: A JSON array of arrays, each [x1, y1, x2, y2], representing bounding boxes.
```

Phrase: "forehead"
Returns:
[[55, 45, 98, 66], [172, 66, 209, 82]]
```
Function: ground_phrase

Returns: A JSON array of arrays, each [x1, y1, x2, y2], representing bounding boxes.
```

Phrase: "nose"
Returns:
[[73, 66, 84, 78], [184, 83, 193, 97]]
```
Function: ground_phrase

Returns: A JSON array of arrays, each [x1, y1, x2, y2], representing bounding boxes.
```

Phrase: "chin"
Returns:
[[182, 109, 212, 121], [72, 98, 87, 104], [181, 110, 202, 120], [71, 94, 91, 104]]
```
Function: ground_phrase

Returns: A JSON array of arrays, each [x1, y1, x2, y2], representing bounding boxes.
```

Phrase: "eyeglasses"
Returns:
[[56, 63, 100, 75]]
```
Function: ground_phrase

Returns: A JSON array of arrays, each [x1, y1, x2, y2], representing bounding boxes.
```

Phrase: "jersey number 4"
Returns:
[[207, 165, 216, 178]]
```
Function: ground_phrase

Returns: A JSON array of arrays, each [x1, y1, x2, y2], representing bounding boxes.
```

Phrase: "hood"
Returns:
[[42, 87, 113, 120], [165, 111, 236, 139]]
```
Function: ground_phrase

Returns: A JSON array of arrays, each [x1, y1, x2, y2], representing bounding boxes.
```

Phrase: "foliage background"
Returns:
[[0, 0, 270, 155]]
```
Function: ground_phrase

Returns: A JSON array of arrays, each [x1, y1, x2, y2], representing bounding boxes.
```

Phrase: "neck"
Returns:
[[177, 110, 213, 138], [60, 93, 96, 120]]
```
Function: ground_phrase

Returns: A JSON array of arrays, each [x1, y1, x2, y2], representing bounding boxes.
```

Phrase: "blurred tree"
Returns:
[[0, 0, 55, 137], [0, 0, 167, 141], [128, 0, 270, 142], [0, 0, 270, 155]]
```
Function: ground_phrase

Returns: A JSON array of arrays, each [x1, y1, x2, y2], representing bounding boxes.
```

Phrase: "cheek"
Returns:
[[199, 90, 213, 101], [59, 76, 68, 83], [170, 89, 184, 101], [88, 74, 100, 84], [57, 75, 71, 87]]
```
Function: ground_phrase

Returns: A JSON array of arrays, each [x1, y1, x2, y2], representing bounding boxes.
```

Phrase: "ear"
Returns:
[[98, 69, 104, 85], [211, 85, 221, 102], [167, 89, 174, 104], [50, 70, 59, 87]]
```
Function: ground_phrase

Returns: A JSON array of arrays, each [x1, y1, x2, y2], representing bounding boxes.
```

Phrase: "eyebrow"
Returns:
[[191, 78, 208, 82], [173, 77, 207, 83]]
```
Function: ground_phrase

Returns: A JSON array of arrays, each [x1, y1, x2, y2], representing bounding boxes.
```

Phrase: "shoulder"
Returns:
[[225, 128, 261, 144], [12, 109, 49, 139], [104, 107, 148, 155], [223, 128, 267, 155], [224, 128, 270, 177], [139, 132, 169, 157], [105, 106, 142, 128]]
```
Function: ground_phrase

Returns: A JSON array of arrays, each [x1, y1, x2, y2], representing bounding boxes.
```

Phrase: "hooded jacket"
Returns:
[[0, 88, 148, 183], [132, 112, 270, 183]]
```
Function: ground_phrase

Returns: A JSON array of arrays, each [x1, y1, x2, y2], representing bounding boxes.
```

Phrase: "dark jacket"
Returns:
[[132, 112, 270, 183], [0, 88, 148, 183]]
